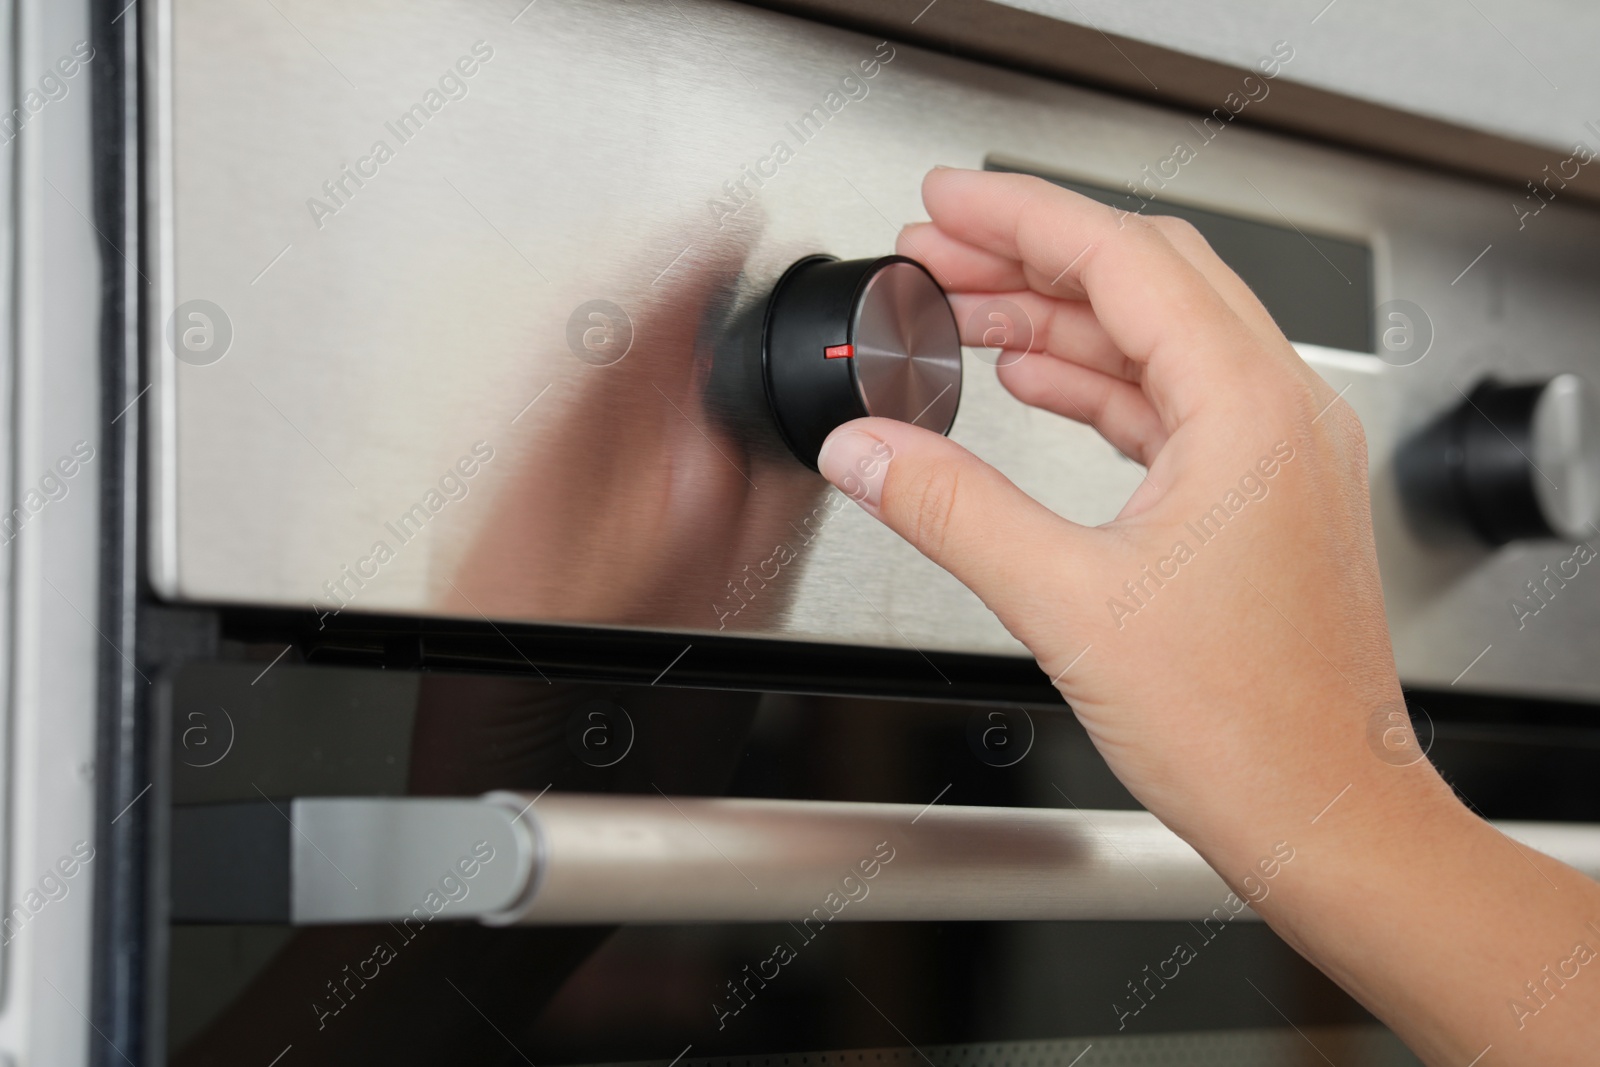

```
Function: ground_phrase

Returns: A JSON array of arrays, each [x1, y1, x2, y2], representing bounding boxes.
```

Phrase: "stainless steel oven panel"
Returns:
[[148, 0, 1600, 699]]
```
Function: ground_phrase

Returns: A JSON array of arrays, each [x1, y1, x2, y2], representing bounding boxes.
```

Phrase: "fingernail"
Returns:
[[817, 429, 892, 515]]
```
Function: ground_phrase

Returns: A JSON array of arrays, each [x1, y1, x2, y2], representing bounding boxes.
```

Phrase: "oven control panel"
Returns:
[[147, 0, 1600, 701]]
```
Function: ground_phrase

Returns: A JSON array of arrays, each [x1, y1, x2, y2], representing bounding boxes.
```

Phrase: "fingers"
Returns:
[[945, 289, 1139, 383], [911, 221, 1275, 391], [997, 357, 1167, 465], [897, 222, 1027, 292], [1138, 215, 1282, 339], [912, 190, 1285, 364], [917, 168, 1262, 421], [817, 418, 1098, 643]]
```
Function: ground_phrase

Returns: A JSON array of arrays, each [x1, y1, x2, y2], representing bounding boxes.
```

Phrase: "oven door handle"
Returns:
[[169, 793, 1600, 925]]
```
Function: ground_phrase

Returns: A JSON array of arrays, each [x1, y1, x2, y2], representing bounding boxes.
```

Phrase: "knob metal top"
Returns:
[[762, 255, 962, 469], [852, 261, 963, 431], [1530, 373, 1600, 540]]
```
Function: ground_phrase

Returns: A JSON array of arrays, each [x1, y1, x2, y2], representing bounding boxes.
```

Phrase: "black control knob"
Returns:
[[761, 255, 962, 469], [1398, 375, 1600, 545]]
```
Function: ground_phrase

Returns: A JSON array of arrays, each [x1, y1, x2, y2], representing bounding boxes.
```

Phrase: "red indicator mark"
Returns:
[[824, 343, 854, 359]]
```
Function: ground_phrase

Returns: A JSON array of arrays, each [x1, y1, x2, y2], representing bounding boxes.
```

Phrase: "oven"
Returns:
[[10, 0, 1600, 1064]]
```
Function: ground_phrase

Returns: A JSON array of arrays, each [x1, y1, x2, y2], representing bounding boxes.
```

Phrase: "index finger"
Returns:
[[919, 168, 1266, 416]]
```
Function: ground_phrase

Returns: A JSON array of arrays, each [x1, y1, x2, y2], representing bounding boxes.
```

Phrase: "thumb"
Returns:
[[817, 417, 1098, 649]]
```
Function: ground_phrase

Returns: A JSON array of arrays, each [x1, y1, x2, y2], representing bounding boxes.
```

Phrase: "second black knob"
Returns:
[[1398, 375, 1600, 545]]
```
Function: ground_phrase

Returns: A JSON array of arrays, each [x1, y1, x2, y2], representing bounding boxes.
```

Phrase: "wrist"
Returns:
[[1205, 755, 1600, 1064], [1201, 749, 1481, 971], [1191, 745, 1469, 915]]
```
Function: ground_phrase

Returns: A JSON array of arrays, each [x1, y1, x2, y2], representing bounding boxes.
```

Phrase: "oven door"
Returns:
[[158, 663, 1600, 1067]]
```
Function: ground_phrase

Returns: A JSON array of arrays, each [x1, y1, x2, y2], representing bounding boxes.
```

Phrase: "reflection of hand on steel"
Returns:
[[816, 167, 1600, 1065], [444, 220, 823, 632]]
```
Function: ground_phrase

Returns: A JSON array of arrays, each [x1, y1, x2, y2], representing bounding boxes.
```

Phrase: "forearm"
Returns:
[[1212, 759, 1600, 1066]]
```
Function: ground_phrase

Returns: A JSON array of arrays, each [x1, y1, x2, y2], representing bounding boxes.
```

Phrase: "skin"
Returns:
[[817, 167, 1600, 1065]]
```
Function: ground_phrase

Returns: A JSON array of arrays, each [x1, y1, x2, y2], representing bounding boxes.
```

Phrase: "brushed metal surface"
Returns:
[[466, 793, 1600, 925], [149, 0, 1600, 699], [484, 793, 1233, 924], [9, 0, 110, 1060], [1531, 374, 1600, 539], [291, 797, 533, 923], [852, 260, 962, 431]]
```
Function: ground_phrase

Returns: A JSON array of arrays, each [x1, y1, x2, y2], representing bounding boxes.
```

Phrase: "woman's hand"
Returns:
[[817, 167, 1600, 1066], [823, 167, 1427, 860]]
